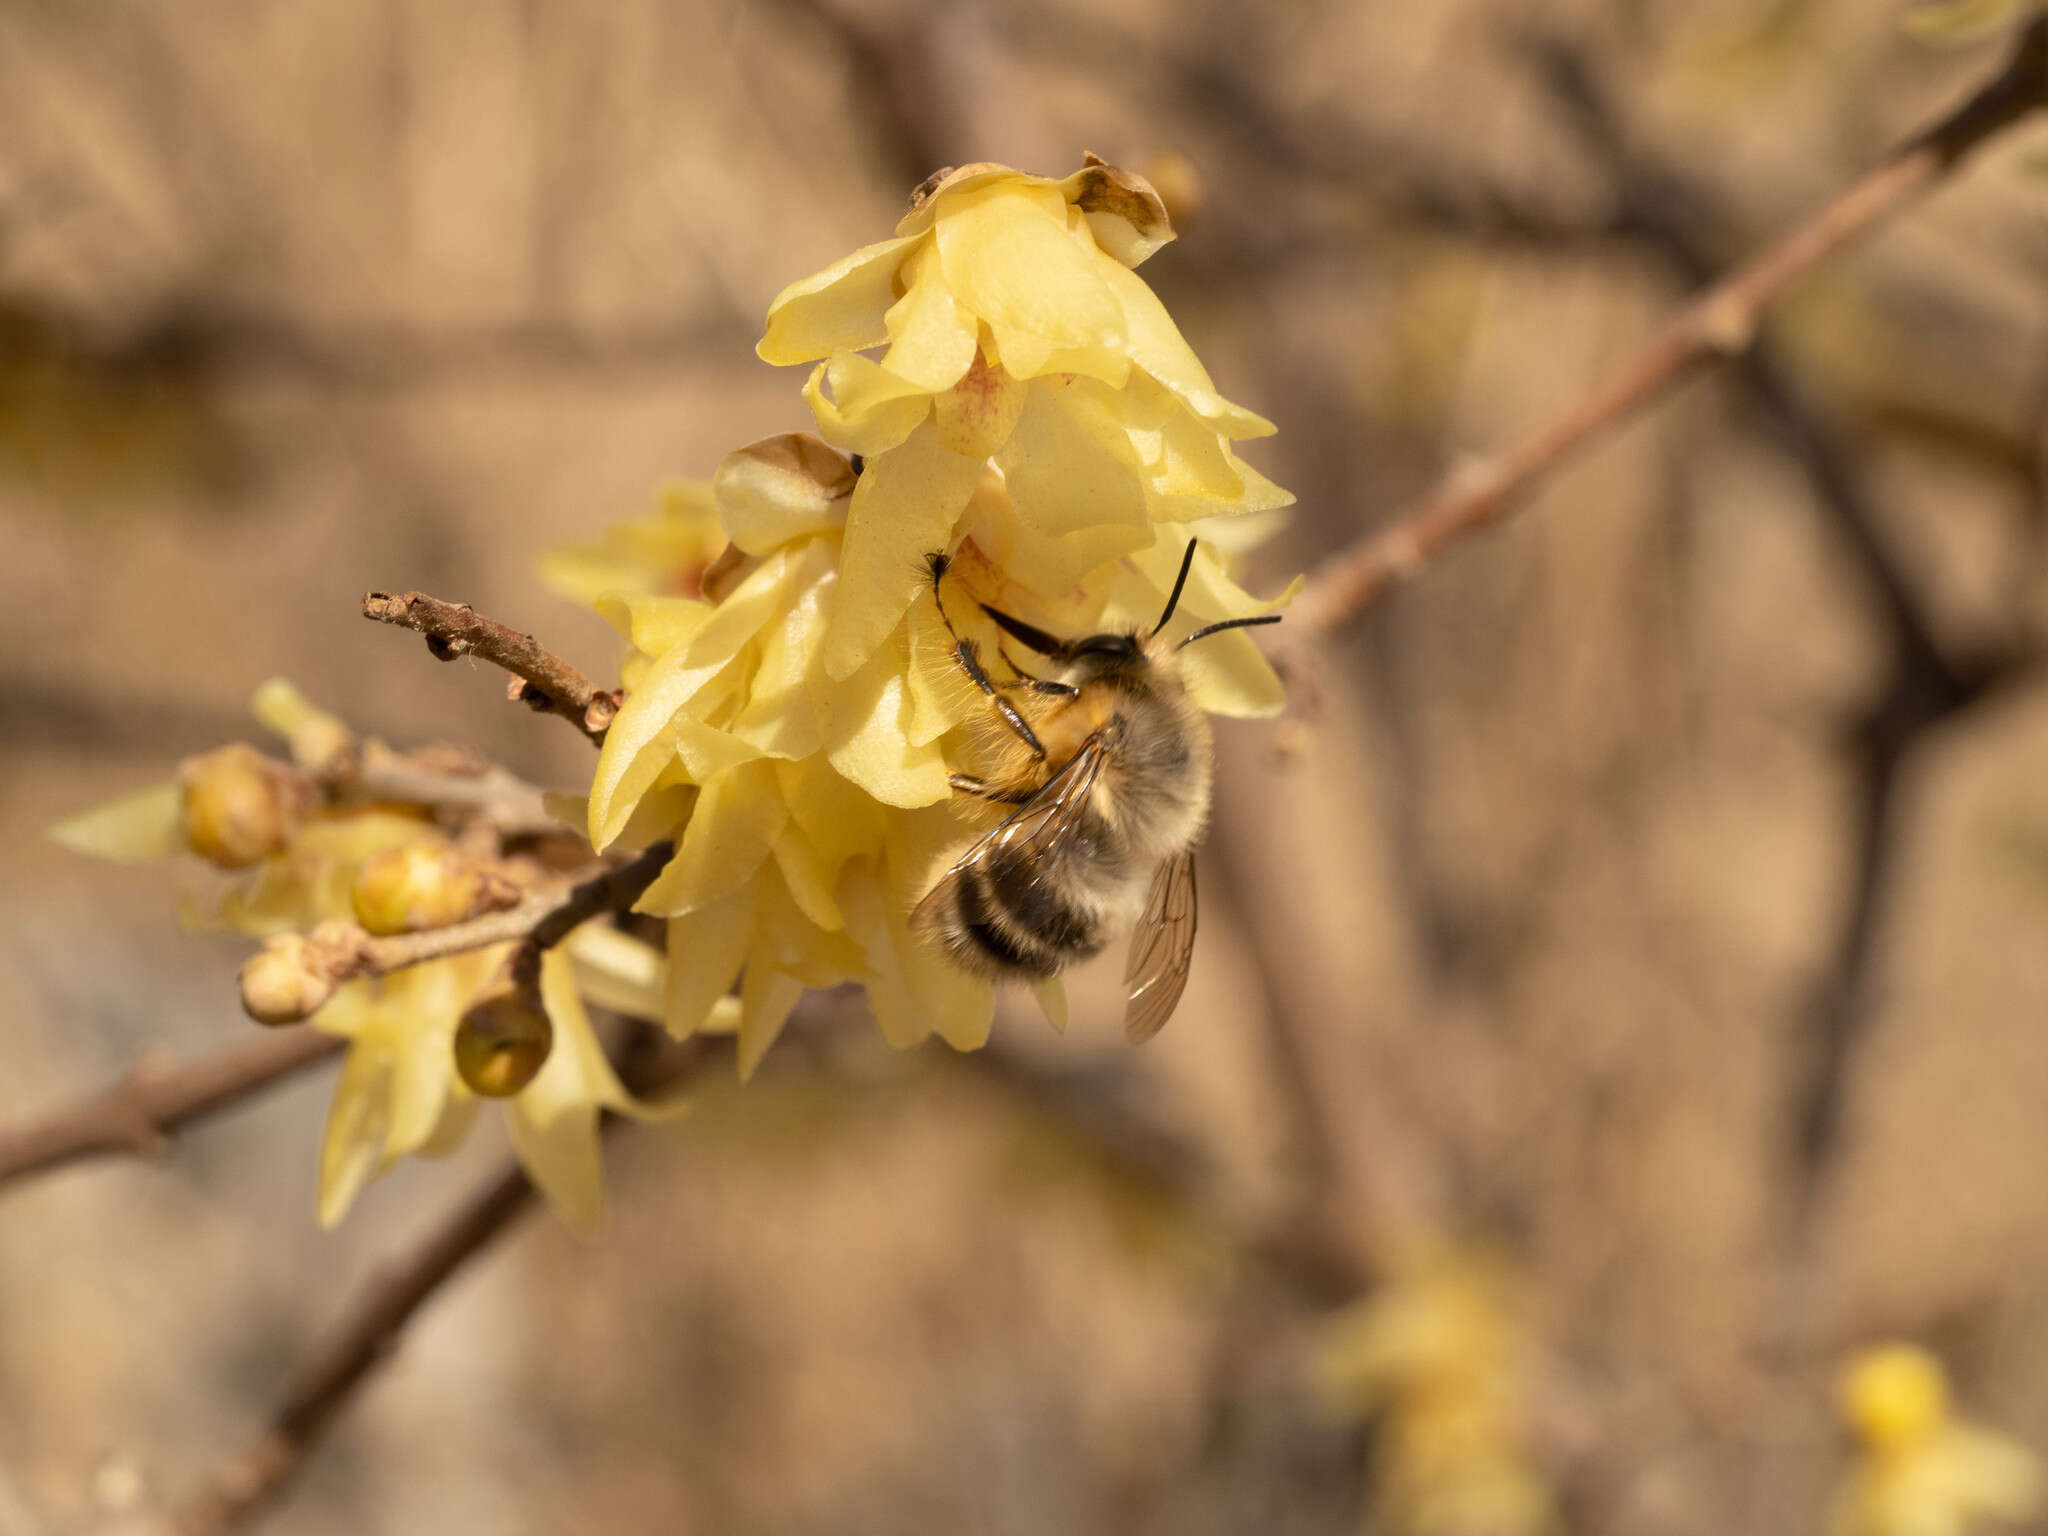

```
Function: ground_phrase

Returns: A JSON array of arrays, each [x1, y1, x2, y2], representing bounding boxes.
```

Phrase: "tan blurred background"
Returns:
[[5, 1, 2048, 1532]]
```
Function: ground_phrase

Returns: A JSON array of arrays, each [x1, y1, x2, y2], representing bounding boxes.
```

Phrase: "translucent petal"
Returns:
[[317, 1041, 394, 1228], [883, 809, 995, 1050], [588, 549, 793, 849], [824, 634, 953, 808], [250, 679, 350, 764], [714, 433, 855, 556], [772, 825, 846, 931], [595, 592, 712, 660], [803, 355, 932, 458], [1100, 262, 1276, 439], [636, 760, 789, 917], [982, 322, 1131, 388], [729, 538, 836, 757], [839, 863, 928, 1049], [49, 782, 183, 864], [565, 922, 668, 1024], [996, 378, 1152, 538], [773, 754, 888, 873], [881, 243, 980, 392], [662, 878, 756, 1038], [822, 418, 986, 680], [935, 183, 1126, 358], [1057, 158, 1176, 268], [758, 233, 915, 365], [896, 164, 1039, 237], [933, 352, 1029, 458], [379, 962, 475, 1159], [1033, 977, 1068, 1034], [736, 955, 806, 1082]]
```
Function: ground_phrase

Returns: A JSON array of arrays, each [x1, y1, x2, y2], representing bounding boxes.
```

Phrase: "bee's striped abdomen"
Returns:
[[935, 834, 1115, 981]]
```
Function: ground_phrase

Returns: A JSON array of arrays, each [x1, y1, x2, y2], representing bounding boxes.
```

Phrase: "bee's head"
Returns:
[[1061, 629, 1145, 682]]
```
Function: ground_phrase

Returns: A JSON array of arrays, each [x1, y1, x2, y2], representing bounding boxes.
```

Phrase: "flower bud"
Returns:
[[240, 933, 340, 1025], [352, 843, 513, 935], [179, 744, 302, 869], [454, 990, 553, 1097]]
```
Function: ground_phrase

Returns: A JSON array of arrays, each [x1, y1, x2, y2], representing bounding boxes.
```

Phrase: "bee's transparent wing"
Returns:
[[1123, 849, 1197, 1042], [912, 735, 1110, 930]]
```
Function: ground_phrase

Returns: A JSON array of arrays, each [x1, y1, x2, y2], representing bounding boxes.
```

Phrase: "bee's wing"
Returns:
[[1122, 848, 1197, 1043], [912, 735, 1111, 931]]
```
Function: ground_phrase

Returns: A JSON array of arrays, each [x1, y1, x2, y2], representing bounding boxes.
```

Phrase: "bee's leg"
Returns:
[[956, 638, 1048, 759], [927, 552, 1050, 759], [949, 772, 1035, 804], [995, 644, 1079, 698]]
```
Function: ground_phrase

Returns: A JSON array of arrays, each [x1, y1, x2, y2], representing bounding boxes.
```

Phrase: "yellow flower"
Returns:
[[539, 480, 730, 606], [52, 679, 692, 1230], [1830, 1344, 2041, 1536], [314, 932, 684, 1232], [584, 430, 1295, 1074], [757, 157, 1293, 678], [1316, 1245, 1553, 1536]]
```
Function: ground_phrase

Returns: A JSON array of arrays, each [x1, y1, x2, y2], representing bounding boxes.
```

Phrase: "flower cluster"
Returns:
[[582, 158, 1296, 1071], [1315, 1244, 1553, 1536], [1829, 1343, 2041, 1536], [53, 682, 683, 1230]]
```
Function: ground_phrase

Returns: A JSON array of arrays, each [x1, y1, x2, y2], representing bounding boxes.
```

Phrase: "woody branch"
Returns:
[[1283, 15, 2048, 644]]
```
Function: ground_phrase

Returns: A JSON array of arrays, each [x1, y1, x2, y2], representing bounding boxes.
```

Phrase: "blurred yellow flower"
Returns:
[[52, 680, 690, 1231], [1316, 1245, 1553, 1536], [1830, 1344, 2041, 1536], [539, 479, 729, 607], [757, 157, 1293, 679], [315, 932, 683, 1232]]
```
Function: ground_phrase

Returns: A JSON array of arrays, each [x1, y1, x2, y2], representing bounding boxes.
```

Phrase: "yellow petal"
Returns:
[[823, 634, 953, 808], [729, 537, 836, 758], [1033, 977, 1068, 1034], [773, 754, 888, 873], [317, 1040, 394, 1228], [636, 760, 789, 917], [595, 592, 711, 659], [1057, 157, 1176, 268], [772, 825, 846, 931], [49, 781, 184, 864], [1099, 260, 1276, 438], [896, 164, 1043, 237], [736, 954, 806, 1081], [822, 418, 986, 680], [803, 355, 932, 458], [996, 377, 1152, 538], [841, 863, 930, 1049], [884, 810, 995, 1049], [663, 878, 757, 1038], [935, 183, 1126, 362], [564, 922, 668, 1024], [714, 434, 855, 556], [588, 548, 794, 849], [759, 233, 915, 365], [378, 964, 471, 1159], [933, 351, 1029, 458], [880, 243, 980, 392]]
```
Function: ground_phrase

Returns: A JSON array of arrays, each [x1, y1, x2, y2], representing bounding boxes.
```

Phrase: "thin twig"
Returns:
[[0, 1030, 344, 1192], [1283, 16, 2048, 644], [239, 841, 675, 1025], [168, 1036, 709, 1536], [361, 591, 621, 746]]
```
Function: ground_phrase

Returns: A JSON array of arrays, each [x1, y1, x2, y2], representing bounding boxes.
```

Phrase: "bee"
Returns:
[[912, 540, 1281, 1041]]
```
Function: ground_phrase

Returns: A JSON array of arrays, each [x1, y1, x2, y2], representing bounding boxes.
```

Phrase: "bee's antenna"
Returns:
[[1175, 613, 1283, 650], [1150, 539, 1199, 637]]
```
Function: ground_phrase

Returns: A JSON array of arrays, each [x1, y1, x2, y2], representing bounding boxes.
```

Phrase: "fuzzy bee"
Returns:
[[911, 541, 1281, 1040]]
